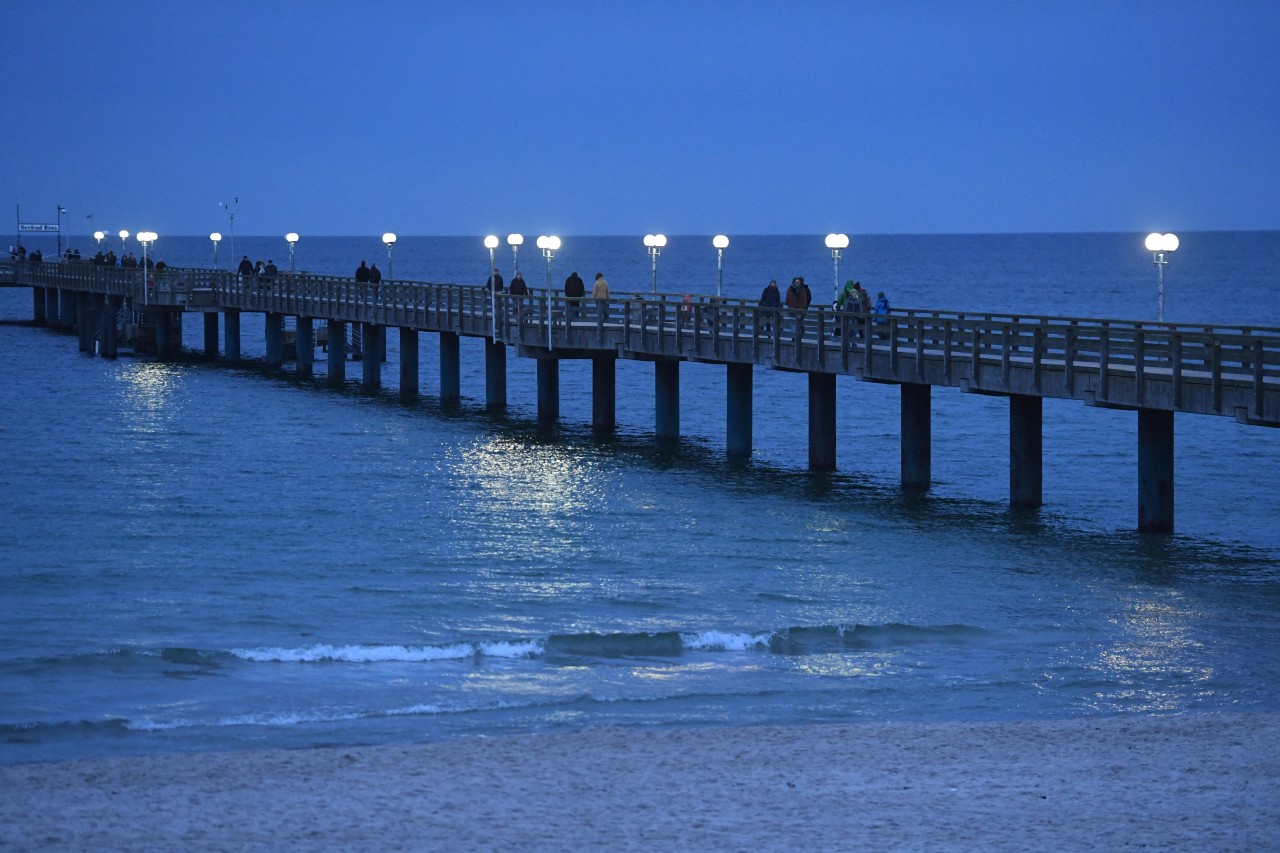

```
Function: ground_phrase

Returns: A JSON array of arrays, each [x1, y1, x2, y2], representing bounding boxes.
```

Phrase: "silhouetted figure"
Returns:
[[355, 260, 370, 283], [368, 263, 382, 284]]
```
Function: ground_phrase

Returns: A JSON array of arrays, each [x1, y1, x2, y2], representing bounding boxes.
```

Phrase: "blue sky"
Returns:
[[4, 1, 1277, 237]]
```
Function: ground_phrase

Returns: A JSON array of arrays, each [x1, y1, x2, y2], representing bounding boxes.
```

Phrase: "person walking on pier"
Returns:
[[237, 256, 253, 277], [593, 272, 610, 321], [758, 278, 781, 334], [564, 270, 585, 321], [368, 263, 382, 284], [355, 260, 370, 283], [785, 276, 811, 339], [486, 268, 504, 292]]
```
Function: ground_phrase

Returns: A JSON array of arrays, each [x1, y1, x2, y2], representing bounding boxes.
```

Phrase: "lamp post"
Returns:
[[285, 232, 299, 274], [210, 232, 222, 267], [643, 234, 667, 294], [1144, 232, 1179, 322], [57, 205, 65, 258], [93, 230, 105, 252], [136, 231, 157, 304], [825, 233, 850, 306], [118, 229, 129, 254], [507, 233, 524, 275], [537, 235, 560, 349], [485, 234, 500, 340], [221, 198, 237, 258], [712, 234, 729, 298], [382, 232, 396, 281]]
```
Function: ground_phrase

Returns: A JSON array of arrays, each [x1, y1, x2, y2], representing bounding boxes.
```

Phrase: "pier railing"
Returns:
[[14, 260, 1280, 425]]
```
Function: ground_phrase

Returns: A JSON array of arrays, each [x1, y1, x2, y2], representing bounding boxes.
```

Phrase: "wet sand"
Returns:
[[2, 713, 1276, 851]]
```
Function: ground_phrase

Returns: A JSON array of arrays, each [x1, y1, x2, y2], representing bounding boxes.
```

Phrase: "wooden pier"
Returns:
[[9, 260, 1280, 533]]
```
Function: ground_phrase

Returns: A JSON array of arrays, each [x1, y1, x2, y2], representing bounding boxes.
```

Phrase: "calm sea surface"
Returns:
[[2, 233, 1279, 765]]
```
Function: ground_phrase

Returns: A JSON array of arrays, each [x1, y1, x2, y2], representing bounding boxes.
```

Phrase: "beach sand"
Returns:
[[2, 714, 1276, 851]]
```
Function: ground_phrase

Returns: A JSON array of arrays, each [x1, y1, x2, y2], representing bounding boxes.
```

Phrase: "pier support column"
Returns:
[[154, 311, 173, 361], [362, 323, 382, 389], [808, 372, 837, 471], [1010, 394, 1043, 509], [45, 288, 59, 326], [33, 287, 47, 325], [296, 317, 314, 378], [203, 313, 219, 358], [593, 357, 616, 433], [77, 293, 92, 352], [901, 383, 931, 491], [102, 295, 122, 360], [537, 358, 560, 421], [485, 339, 506, 411], [727, 363, 753, 460], [655, 360, 680, 441], [440, 332, 460, 405], [224, 309, 241, 363], [265, 312, 285, 369], [400, 328, 419, 398], [1138, 408, 1175, 533], [327, 320, 345, 385], [58, 289, 76, 329]]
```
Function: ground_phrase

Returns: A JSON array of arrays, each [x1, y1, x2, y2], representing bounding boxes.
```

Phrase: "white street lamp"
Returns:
[[712, 234, 729, 298], [93, 230, 105, 252], [285, 232, 299, 274], [507, 233, 524, 275], [643, 233, 667, 294], [118, 229, 129, 253], [1144, 232, 1179, 322], [382, 232, 397, 281], [537, 235, 561, 349], [136, 231, 157, 304], [210, 232, 222, 267], [485, 234, 500, 340], [825, 233, 850, 306]]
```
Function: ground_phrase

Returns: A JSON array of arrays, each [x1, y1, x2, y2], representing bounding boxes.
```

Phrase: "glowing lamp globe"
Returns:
[[825, 233, 850, 250], [713, 234, 729, 249], [484, 235, 500, 250], [382, 232, 397, 246], [506, 234, 523, 247], [210, 232, 222, 242]]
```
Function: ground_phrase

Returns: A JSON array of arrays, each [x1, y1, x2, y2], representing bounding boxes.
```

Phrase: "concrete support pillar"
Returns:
[[484, 339, 506, 411], [327, 320, 345, 385], [901, 383, 931, 491], [808, 372, 837, 471], [440, 332, 460, 405], [362, 323, 382, 389], [537, 358, 560, 421], [33, 287, 47, 325], [44, 288, 59, 326], [102, 295, 122, 360], [265, 312, 285, 369], [1138, 408, 1175, 533], [296, 317, 314, 378], [727, 363, 753, 460], [593, 357, 616, 432], [399, 327, 418, 398], [203, 313, 220, 358], [155, 312, 173, 361], [1010, 394, 1043, 509], [58, 289, 76, 328], [224, 309, 241, 363], [655, 360, 680, 441], [77, 293, 92, 352]]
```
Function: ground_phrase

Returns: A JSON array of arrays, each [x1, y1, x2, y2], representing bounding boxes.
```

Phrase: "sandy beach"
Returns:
[[2, 713, 1276, 851]]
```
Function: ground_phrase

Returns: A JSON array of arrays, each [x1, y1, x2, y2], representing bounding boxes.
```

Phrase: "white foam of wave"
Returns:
[[231, 640, 545, 664], [681, 630, 773, 652]]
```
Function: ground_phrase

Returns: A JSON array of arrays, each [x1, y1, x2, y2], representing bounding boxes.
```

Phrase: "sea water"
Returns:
[[2, 233, 1278, 765]]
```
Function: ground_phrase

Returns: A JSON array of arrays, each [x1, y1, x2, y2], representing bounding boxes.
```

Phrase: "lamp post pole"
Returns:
[[286, 233, 299, 274], [507, 233, 523, 276], [210, 232, 222, 268], [825, 233, 849, 307], [713, 235, 729, 299], [118, 230, 129, 255], [382, 232, 397, 281], [94, 231, 105, 253], [221, 198, 237, 259], [137, 231, 157, 304], [485, 235, 500, 340], [643, 234, 667, 295], [538, 236, 560, 350], [1145, 232, 1179, 322]]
